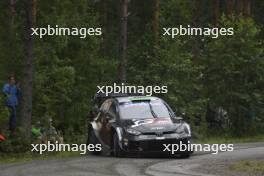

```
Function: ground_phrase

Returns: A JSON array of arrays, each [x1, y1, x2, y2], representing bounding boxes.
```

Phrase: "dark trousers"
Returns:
[[7, 106, 16, 132]]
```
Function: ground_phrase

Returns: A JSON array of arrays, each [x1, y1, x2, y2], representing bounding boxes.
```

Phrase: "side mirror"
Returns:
[[173, 111, 184, 118], [172, 111, 185, 123], [172, 116, 183, 123]]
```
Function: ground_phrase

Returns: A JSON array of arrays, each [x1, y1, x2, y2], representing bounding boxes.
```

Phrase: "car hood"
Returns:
[[122, 118, 177, 134]]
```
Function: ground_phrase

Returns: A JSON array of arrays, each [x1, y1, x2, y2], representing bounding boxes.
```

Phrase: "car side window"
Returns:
[[108, 103, 117, 120], [100, 100, 112, 112], [97, 100, 111, 122]]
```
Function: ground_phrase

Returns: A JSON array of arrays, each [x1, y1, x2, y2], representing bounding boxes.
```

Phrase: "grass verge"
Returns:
[[230, 160, 264, 175], [195, 134, 264, 144]]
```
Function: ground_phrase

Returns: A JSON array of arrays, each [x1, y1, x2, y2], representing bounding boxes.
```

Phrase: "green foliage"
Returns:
[[30, 0, 118, 137], [0, 128, 31, 153], [0, 96, 9, 130], [0, 0, 264, 145], [201, 16, 264, 135]]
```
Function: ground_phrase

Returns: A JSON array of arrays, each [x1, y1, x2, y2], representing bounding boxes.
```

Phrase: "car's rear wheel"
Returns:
[[113, 133, 124, 157]]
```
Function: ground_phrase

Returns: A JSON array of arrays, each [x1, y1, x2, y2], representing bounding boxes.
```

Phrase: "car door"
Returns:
[[98, 100, 114, 146]]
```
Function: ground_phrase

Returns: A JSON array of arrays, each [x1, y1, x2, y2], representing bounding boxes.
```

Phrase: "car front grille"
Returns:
[[141, 131, 175, 136]]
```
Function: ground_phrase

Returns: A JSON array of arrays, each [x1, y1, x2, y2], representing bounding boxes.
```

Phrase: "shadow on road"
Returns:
[[87, 152, 192, 159]]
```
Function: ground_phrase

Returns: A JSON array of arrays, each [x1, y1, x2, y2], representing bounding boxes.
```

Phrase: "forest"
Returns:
[[0, 0, 263, 148]]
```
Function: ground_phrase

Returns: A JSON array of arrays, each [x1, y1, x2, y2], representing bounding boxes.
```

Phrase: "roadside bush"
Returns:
[[0, 128, 31, 153], [201, 16, 264, 136], [0, 95, 9, 130]]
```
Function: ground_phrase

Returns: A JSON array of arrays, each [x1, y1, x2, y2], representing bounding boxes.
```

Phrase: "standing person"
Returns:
[[2, 75, 19, 134]]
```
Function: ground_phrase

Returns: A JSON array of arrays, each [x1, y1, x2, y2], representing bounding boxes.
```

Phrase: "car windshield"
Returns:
[[119, 100, 171, 120]]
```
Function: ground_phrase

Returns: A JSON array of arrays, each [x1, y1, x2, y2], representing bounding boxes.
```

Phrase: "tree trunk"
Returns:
[[4, 0, 16, 71], [236, 0, 243, 15], [100, 0, 107, 57], [7, 0, 15, 46], [243, 0, 251, 17], [20, 0, 36, 138], [213, 0, 220, 26], [152, 0, 159, 42], [192, 0, 202, 62], [227, 0, 233, 17], [118, 0, 128, 83], [194, 0, 202, 25]]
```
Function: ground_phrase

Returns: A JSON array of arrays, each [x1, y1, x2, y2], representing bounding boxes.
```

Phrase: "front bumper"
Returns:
[[121, 133, 191, 153]]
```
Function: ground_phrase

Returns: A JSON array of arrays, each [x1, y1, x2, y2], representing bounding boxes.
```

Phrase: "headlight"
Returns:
[[184, 123, 191, 135], [175, 123, 191, 135], [175, 125, 185, 133], [126, 128, 141, 136]]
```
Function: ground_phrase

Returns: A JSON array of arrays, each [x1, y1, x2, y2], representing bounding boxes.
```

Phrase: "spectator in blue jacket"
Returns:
[[2, 75, 19, 133]]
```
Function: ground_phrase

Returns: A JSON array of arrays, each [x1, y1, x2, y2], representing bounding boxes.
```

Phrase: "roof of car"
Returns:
[[93, 93, 144, 107]]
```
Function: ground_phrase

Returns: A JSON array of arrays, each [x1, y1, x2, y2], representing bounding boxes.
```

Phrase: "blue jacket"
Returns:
[[2, 83, 18, 106]]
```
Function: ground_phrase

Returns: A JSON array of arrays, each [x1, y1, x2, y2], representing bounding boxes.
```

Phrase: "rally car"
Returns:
[[87, 94, 192, 157]]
